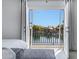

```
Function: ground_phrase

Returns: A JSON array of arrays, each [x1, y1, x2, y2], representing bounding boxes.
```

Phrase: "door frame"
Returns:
[[64, 1, 70, 59], [25, 0, 69, 59]]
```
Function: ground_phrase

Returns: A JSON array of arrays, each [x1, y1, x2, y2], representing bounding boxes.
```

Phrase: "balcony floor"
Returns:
[[30, 44, 64, 48]]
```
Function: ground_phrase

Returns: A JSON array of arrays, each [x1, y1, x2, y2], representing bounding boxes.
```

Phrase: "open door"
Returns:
[[25, 0, 65, 49], [29, 10, 64, 48], [25, 0, 69, 59], [64, 1, 70, 59]]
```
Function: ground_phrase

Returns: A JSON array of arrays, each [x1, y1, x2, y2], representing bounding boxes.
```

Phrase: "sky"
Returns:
[[30, 10, 64, 27]]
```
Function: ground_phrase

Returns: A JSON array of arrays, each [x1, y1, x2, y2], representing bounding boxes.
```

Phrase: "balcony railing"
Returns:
[[31, 30, 64, 45]]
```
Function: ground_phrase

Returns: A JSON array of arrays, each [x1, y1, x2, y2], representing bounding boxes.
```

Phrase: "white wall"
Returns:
[[2, 0, 21, 39], [71, 0, 77, 50], [69, 0, 77, 50]]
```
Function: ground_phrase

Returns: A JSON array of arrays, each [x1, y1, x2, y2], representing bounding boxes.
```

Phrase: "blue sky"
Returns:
[[30, 10, 64, 27]]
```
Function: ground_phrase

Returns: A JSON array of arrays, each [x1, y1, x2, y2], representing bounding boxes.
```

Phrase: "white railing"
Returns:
[[31, 32, 64, 45]]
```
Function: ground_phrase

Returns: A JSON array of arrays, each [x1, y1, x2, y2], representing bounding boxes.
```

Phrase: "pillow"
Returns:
[[16, 49, 56, 59], [2, 48, 16, 59]]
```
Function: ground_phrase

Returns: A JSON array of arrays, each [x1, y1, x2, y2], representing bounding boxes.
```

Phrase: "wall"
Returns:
[[71, 0, 77, 50], [2, 0, 21, 39], [69, 0, 77, 50]]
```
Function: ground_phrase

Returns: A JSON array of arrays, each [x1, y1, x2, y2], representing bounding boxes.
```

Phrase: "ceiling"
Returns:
[[26, 0, 65, 9]]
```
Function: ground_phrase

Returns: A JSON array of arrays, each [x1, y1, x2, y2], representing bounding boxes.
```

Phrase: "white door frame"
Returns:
[[64, 1, 70, 59], [25, 0, 69, 59], [26, 1, 30, 48]]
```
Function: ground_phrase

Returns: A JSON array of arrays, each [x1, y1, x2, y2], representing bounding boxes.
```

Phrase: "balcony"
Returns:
[[30, 25, 64, 48]]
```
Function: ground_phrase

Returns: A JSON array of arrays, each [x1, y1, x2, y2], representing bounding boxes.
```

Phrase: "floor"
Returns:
[[31, 44, 64, 48], [69, 51, 77, 59]]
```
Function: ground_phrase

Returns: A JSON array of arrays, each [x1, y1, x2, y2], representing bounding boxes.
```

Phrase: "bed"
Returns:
[[2, 39, 27, 59], [2, 39, 27, 49], [2, 39, 56, 59], [10, 48, 56, 59]]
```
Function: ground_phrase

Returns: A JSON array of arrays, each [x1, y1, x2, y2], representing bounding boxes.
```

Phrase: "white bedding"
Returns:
[[2, 39, 27, 49]]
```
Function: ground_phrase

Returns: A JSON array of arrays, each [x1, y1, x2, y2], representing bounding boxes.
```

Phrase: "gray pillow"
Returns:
[[2, 48, 16, 59], [17, 49, 56, 59]]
